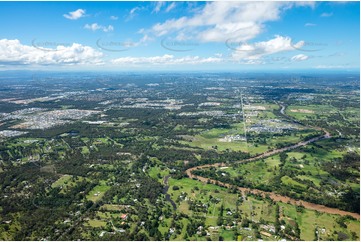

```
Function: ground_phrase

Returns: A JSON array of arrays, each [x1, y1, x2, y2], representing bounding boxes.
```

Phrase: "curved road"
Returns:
[[185, 104, 359, 220]]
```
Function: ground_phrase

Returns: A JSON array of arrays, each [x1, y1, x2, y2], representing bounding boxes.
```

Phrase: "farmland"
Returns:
[[0, 72, 359, 240]]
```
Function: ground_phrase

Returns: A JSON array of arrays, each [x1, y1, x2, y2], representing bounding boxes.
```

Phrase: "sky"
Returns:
[[0, 1, 359, 72]]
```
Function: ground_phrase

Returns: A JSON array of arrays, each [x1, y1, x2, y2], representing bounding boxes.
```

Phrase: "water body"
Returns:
[[163, 175, 177, 210]]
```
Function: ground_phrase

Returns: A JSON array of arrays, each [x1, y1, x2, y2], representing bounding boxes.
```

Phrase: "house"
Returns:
[[63, 219, 71, 224], [260, 231, 272, 237], [120, 214, 128, 220]]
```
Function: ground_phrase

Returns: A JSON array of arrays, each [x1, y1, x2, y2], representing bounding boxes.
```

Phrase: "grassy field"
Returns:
[[280, 202, 360, 241], [281, 176, 307, 189], [100, 204, 128, 211], [167, 178, 241, 239], [86, 219, 107, 228], [239, 196, 276, 223], [285, 104, 336, 120], [167, 176, 359, 241], [148, 163, 170, 183], [181, 127, 318, 156], [203, 136, 360, 201], [86, 181, 111, 203], [224, 154, 280, 185], [51, 174, 72, 188], [81, 146, 90, 154], [51, 175, 87, 193]]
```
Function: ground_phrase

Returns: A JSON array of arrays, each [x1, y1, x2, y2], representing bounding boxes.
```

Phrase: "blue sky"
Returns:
[[0, 1, 359, 71]]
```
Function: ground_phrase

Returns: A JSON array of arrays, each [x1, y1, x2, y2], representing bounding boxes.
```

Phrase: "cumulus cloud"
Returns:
[[0, 39, 103, 65], [110, 15, 118, 20], [291, 54, 309, 61], [145, 1, 314, 43], [84, 23, 114, 32], [321, 12, 333, 17], [111, 54, 222, 65], [63, 9, 86, 20], [231, 35, 304, 61]]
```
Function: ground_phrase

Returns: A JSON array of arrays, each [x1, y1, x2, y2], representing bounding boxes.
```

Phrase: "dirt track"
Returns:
[[185, 129, 360, 220], [186, 170, 360, 219]]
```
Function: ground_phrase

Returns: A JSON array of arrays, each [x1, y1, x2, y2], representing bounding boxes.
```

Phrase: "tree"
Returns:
[[134, 232, 149, 241]]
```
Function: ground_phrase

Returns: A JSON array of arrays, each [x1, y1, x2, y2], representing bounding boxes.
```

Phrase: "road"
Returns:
[[185, 104, 359, 220]]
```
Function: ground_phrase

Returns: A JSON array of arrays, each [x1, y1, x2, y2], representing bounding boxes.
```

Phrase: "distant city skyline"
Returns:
[[0, 1, 359, 71]]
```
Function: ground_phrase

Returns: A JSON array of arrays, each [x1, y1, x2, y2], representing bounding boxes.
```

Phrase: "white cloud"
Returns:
[[241, 59, 266, 65], [110, 15, 118, 20], [146, 2, 314, 43], [130, 7, 140, 15], [84, 23, 114, 32], [137, 34, 153, 45], [293, 1, 316, 8], [165, 2, 177, 13], [153, 2, 166, 13], [126, 6, 145, 21], [321, 12, 333, 17], [63, 9, 86, 20], [291, 54, 309, 61], [305, 23, 316, 27], [231, 35, 304, 61], [111, 54, 222, 65], [0, 39, 103, 65]]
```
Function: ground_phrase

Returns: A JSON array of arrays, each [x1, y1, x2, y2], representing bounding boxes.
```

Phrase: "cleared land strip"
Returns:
[[185, 130, 360, 220]]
